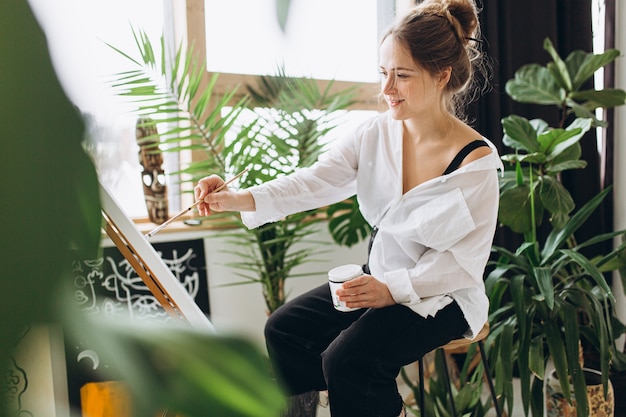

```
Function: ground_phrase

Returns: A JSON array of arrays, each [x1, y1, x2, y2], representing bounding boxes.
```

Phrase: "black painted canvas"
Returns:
[[65, 238, 209, 410]]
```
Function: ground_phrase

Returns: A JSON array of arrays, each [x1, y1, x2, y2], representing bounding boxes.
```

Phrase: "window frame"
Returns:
[[182, 0, 406, 111]]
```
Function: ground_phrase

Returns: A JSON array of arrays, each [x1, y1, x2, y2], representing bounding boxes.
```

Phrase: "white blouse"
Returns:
[[241, 111, 503, 339]]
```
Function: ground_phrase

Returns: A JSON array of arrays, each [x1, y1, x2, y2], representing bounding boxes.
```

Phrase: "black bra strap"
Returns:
[[442, 140, 489, 175]]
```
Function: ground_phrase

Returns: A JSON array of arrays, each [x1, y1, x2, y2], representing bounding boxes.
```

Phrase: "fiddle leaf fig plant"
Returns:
[[498, 116, 591, 232], [498, 37, 625, 235], [486, 37, 626, 417], [505, 37, 623, 126]]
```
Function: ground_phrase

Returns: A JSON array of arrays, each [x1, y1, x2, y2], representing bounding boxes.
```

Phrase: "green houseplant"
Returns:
[[401, 345, 493, 417], [2, 3, 286, 417], [1, 2, 102, 415], [486, 38, 626, 417], [221, 66, 359, 314], [107, 29, 358, 315]]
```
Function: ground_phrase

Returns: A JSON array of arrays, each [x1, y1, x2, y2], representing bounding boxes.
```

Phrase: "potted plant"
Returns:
[[401, 344, 493, 417], [486, 37, 626, 417], [107, 29, 358, 315], [222, 66, 359, 314]]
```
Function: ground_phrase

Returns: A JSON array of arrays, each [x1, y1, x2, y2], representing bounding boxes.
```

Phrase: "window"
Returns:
[[199, 0, 403, 105], [204, 0, 384, 83]]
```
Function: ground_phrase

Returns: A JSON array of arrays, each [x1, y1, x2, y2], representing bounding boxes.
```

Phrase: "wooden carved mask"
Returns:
[[136, 118, 168, 224]]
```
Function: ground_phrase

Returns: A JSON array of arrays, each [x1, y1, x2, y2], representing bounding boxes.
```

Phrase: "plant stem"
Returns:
[[528, 163, 540, 262]]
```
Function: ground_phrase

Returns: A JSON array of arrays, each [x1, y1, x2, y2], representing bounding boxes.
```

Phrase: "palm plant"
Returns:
[[486, 38, 626, 417], [223, 69, 358, 313], [106, 29, 249, 180], [107, 29, 358, 313]]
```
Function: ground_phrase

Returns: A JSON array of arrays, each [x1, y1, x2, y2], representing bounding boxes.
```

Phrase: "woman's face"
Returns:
[[378, 36, 445, 121]]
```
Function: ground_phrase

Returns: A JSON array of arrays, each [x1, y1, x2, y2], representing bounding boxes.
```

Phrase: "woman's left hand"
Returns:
[[336, 275, 396, 309]]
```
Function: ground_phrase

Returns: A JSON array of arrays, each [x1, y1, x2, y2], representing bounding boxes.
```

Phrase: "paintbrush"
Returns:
[[145, 168, 248, 238]]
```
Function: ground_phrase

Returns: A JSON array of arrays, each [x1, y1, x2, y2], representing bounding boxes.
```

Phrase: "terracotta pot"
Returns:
[[546, 368, 614, 417]]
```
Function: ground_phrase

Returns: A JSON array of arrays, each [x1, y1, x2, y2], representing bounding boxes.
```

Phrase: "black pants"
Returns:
[[264, 283, 469, 417]]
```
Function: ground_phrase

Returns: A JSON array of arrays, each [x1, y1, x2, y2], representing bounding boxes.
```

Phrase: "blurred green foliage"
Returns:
[[0, 2, 286, 416]]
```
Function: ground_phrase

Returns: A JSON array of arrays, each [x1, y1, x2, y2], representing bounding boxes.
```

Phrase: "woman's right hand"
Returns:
[[194, 175, 255, 216]]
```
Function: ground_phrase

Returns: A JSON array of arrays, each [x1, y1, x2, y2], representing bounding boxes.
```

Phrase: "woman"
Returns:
[[194, 1, 502, 416]]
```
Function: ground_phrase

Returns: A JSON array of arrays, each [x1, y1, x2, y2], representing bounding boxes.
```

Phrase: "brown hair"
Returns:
[[381, 0, 490, 119]]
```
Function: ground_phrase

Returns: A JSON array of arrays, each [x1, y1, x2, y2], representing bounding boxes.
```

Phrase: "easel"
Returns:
[[82, 184, 215, 417], [99, 183, 214, 331]]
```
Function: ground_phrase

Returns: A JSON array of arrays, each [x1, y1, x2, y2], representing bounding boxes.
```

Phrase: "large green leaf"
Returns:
[[538, 176, 574, 218], [569, 47, 620, 91], [326, 197, 371, 247], [1, 1, 102, 408], [543, 37, 572, 91], [68, 316, 286, 417], [501, 115, 540, 152], [536, 127, 579, 154], [541, 187, 612, 260], [499, 184, 542, 234], [546, 159, 587, 175], [549, 118, 590, 159], [569, 88, 626, 108], [505, 64, 565, 105]]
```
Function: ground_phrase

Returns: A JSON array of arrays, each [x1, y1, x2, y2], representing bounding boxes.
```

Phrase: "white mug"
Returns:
[[328, 264, 363, 312]]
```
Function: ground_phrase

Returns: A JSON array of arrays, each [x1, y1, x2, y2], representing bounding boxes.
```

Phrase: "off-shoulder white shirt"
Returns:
[[241, 111, 503, 339]]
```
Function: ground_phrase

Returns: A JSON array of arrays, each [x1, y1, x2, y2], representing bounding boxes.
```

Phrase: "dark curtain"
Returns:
[[466, 0, 613, 253]]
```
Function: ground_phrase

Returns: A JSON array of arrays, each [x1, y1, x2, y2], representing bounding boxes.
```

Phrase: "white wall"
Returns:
[[13, 326, 70, 417], [613, 2, 626, 341]]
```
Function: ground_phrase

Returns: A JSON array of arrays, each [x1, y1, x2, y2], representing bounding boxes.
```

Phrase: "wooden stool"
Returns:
[[417, 323, 502, 417]]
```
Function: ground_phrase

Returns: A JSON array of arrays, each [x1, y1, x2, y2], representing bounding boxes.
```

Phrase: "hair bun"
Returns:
[[440, 0, 479, 42]]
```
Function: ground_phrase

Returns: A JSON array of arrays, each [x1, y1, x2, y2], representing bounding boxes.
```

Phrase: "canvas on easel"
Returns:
[[98, 182, 214, 332], [63, 184, 215, 416]]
